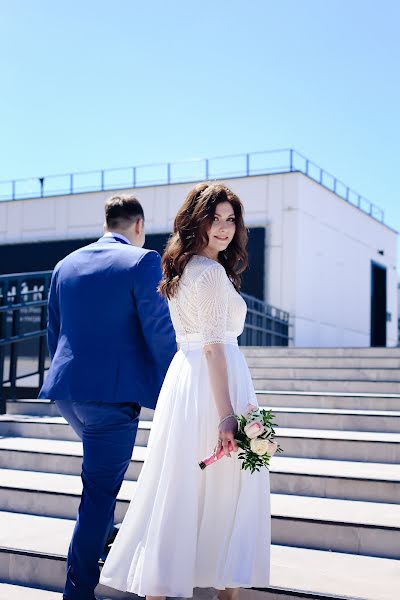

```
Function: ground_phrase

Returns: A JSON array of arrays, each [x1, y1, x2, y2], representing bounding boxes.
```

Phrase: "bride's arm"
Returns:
[[196, 264, 238, 457], [204, 343, 238, 457]]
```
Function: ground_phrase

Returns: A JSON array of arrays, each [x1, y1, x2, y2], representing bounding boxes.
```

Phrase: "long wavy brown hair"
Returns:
[[159, 182, 248, 299]]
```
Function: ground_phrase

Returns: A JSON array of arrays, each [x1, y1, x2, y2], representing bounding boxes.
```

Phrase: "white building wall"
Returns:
[[293, 175, 398, 347], [0, 172, 397, 347]]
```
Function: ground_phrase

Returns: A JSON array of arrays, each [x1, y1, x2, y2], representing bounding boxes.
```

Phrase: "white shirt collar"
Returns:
[[103, 231, 131, 245]]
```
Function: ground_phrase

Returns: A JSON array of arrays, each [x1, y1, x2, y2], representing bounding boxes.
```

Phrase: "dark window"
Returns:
[[0, 227, 266, 300]]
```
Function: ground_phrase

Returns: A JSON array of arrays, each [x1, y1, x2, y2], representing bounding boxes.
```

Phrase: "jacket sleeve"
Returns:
[[133, 250, 177, 380], [47, 267, 61, 360]]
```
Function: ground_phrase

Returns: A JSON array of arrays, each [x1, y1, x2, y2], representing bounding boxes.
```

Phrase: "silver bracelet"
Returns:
[[219, 413, 235, 427]]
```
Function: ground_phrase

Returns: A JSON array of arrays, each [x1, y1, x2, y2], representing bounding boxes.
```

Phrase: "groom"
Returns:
[[38, 195, 176, 600]]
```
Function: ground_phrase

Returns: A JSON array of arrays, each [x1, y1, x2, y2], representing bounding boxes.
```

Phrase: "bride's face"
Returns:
[[206, 201, 236, 255]]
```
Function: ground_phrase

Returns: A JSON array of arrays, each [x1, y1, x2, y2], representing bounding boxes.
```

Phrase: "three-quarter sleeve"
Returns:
[[195, 263, 229, 345]]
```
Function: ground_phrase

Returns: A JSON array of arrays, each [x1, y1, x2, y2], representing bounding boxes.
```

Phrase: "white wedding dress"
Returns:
[[100, 255, 271, 598]]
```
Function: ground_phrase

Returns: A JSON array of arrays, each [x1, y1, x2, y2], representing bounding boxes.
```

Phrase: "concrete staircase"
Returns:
[[0, 347, 400, 600]]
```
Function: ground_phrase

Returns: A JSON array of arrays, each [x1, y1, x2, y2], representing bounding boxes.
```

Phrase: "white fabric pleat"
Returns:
[[100, 343, 271, 597]]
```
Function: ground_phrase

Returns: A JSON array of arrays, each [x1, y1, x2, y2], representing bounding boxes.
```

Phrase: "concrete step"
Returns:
[[1, 426, 399, 475], [1, 450, 399, 522], [0, 504, 400, 598], [0, 437, 143, 479], [5, 399, 155, 420], [6, 400, 60, 417], [244, 547, 400, 600], [0, 468, 137, 522], [270, 456, 400, 503], [0, 583, 141, 600], [0, 415, 152, 444], [8, 393, 400, 417], [0, 583, 347, 600], [246, 356, 400, 368], [271, 493, 400, 558], [4, 586, 346, 600], [1, 425, 400, 490], [249, 367, 400, 382], [256, 391, 400, 411], [2, 513, 399, 600], [0, 584, 61, 600], [252, 378, 400, 393], [0, 512, 134, 599], [269, 407, 400, 432], [276, 427, 400, 463], [2, 406, 400, 442], [241, 347, 400, 358]]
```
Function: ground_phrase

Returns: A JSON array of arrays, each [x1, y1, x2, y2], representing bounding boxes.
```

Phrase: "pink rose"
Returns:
[[244, 420, 265, 439], [243, 403, 258, 416], [266, 440, 279, 456]]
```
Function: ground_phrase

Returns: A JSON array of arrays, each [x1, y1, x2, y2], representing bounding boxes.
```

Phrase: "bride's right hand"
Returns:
[[217, 415, 238, 457]]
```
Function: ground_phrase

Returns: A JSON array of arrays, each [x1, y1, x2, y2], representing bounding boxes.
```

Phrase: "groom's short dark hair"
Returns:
[[105, 195, 144, 230]]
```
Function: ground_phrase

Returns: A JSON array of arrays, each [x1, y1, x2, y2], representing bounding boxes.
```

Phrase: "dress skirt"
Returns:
[[100, 337, 271, 598]]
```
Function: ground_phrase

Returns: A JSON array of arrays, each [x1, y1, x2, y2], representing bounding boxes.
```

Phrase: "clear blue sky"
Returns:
[[1, 0, 399, 231]]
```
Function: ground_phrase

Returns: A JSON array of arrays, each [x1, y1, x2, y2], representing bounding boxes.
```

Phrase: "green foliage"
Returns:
[[234, 407, 283, 473]]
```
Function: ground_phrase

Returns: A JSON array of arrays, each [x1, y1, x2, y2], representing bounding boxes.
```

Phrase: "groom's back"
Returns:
[[55, 239, 148, 352], [39, 195, 176, 409]]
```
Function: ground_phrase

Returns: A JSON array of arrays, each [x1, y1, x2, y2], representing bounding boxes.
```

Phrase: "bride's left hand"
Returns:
[[216, 416, 238, 457]]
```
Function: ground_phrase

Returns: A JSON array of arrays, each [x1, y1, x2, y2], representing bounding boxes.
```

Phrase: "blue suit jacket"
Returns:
[[38, 235, 177, 409]]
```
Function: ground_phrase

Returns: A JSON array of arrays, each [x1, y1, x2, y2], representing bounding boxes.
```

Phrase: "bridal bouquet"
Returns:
[[199, 404, 282, 473]]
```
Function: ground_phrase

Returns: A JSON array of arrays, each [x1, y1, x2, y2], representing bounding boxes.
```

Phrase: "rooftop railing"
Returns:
[[0, 148, 384, 223]]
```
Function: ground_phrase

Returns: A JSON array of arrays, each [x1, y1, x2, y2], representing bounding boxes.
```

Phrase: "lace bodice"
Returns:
[[168, 255, 247, 346]]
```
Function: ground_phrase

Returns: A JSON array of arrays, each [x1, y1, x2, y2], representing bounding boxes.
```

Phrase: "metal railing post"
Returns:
[[0, 283, 5, 413], [289, 149, 293, 172], [101, 170, 105, 192], [246, 153, 250, 177], [9, 280, 21, 401], [38, 277, 49, 390], [167, 163, 171, 185], [205, 159, 209, 180], [70, 174, 74, 194], [12, 180, 15, 200]]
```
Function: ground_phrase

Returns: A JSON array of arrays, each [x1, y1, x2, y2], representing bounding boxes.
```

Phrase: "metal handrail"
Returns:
[[0, 272, 51, 410], [0, 270, 290, 411], [240, 293, 290, 346], [0, 148, 384, 223]]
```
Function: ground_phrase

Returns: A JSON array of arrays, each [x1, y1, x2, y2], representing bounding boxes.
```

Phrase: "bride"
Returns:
[[100, 182, 271, 599]]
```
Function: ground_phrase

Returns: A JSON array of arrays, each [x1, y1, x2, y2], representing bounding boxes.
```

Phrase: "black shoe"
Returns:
[[106, 522, 121, 547], [99, 523, 122, 563]]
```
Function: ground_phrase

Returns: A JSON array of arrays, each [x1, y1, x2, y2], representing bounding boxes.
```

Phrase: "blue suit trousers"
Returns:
[[56, 400, 140, 600]]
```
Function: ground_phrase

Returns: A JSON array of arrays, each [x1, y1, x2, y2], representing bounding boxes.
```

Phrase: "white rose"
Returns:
[[250, 438, 270, 456], [250, 438, 279, 457]]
